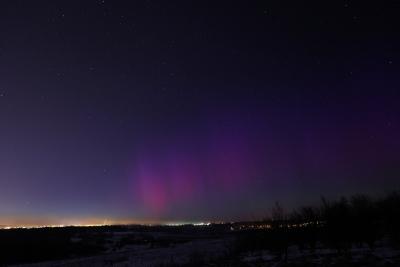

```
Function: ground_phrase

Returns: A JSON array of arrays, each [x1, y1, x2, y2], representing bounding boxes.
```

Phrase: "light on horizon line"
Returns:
[[0, 221, 215, 230], [0, 223, 110, 230], [164, 221, 212, 226]]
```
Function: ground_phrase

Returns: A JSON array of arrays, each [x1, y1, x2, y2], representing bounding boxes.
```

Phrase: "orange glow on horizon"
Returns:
[[0, 216, 157, 229]]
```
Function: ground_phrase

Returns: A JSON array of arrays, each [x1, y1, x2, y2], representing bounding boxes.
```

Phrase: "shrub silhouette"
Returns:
[[234, 191, 400, 259], [378, 191, 400, 246]]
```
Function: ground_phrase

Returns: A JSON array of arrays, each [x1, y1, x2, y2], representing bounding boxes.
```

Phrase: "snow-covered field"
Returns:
[[11, 230, 230, 267], [9, 230, 400, 267], [242, 245, 400, 267], [13, 240, 225, 267]]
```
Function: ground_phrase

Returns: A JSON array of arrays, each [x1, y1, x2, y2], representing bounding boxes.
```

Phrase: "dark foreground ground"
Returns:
[[1, 224, 400, 267], [2, 192, 400, 266]]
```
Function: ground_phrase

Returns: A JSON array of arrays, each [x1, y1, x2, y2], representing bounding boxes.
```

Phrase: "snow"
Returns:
[[10, 231, 400, 267]]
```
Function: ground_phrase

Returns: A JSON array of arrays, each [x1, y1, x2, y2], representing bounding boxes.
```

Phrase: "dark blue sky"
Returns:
[[0, 0, 399, 225]]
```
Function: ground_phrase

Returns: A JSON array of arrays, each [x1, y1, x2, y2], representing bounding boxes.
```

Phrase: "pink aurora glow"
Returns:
[[130, 121, 262, 216]]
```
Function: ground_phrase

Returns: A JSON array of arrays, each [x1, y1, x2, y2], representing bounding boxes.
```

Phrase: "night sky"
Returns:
[[1, 1, 399, 226]]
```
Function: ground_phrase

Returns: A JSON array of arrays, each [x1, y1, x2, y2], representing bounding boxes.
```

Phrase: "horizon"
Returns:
[[0, 189, 394, 228]]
